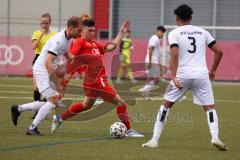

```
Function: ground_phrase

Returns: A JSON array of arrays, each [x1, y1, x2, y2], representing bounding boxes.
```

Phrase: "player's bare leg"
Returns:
[[203, 105, 228, 151], [116, 66, 127, 83]]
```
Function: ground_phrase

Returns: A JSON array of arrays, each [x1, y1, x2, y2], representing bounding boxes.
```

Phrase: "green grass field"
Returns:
[[0, 77, 239, 160]]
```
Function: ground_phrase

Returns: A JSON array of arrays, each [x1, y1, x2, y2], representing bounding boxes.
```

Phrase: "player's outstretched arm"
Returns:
[[104, 21, 130, 52], [209, 43, 223, 80]]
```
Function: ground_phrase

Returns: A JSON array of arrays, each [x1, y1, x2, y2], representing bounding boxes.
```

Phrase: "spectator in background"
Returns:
[[139, 26, 166, 98], [116, 30, 137, 83], [31, 13, 56, 118]]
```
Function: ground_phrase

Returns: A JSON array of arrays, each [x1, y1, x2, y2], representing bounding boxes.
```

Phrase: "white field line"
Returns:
[[0, 84, 32, 88], [0, 95, 240, 103], [0, 90, 79, 96], [0, 84, 240, 103], [0, 96, 82, 101]]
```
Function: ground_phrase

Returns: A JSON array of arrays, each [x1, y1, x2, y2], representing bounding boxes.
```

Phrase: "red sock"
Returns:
[[116, 104, 131, 130], [61, 79, 69, 91], [61, 102, 84, 120]]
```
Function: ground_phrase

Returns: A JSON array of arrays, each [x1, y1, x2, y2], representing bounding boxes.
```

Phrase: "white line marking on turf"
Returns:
[[0, 84, 32, 88], [0, 91, 32, 94], [0, 96, 82, 100], [0, 96, 240, 103]]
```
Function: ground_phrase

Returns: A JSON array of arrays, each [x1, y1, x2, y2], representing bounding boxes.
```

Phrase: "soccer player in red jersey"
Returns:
[[51, 19, 144, 137]]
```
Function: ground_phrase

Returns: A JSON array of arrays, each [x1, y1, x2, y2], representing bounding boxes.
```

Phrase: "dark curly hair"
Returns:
[[82, 19, 95, 27], [174, 4, 193, 21]]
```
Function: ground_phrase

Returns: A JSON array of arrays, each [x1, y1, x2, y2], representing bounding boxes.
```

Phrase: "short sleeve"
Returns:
[[47, 39, 61, 56], [32, 31, 39, 41], [148, 36, 158, 47], [168, 30, 179, 48], [205, 31, 216, 48], [70, 38, 84, 56]]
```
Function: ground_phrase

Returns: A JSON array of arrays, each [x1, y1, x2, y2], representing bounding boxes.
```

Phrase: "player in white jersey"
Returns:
[[142, 4, 228, 151], [10, 16, 82, 135], [139, 26, 166, 98]]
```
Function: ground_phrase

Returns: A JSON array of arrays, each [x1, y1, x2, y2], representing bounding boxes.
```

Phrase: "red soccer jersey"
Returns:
[[70, 38, 106, 84]]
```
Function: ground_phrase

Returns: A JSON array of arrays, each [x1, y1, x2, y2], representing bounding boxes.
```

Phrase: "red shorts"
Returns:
[[83, 78, 116, 103], [66, 57, 86, 75]]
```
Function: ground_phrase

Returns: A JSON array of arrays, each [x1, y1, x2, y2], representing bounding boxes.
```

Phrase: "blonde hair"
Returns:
[[80, 13, 91, 22], [41, 13, 51, 23]]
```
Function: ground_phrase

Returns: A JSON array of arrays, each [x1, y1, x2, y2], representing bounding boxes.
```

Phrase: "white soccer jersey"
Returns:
[[168, 25, 216, 79], [145, 34, 161, 64], [33, 30, 71, 75]]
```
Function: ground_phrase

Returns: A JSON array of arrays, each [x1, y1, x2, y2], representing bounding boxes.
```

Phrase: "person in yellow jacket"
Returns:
[[31, 13, 55, 118], [116, 30, 137, 83]]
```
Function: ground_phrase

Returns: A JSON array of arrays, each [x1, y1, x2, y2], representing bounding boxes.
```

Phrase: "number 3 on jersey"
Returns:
[[188, 36, 196, 53]]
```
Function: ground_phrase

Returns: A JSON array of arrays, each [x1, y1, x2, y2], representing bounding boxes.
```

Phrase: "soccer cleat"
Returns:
[[93, 99, 104, 106], [125, 129, 144, 138], [58, 100, 67, 107], [142, 139, 159, 148], [11, 105, 20, 126], [26, 128, 43, 136], [211, 138, 228, 151], [139, 85, 153, 101], [51, 115, 63, 133]]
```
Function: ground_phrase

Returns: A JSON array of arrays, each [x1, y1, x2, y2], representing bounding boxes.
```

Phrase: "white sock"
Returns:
[[152, 105, 169, 142], [206, 109, 219, 140], [18, 101, 46, 112], [29, 102, 56, 130]]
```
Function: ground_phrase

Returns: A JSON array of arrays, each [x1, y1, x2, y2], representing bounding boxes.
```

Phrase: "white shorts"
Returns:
[[34, 74, 59, 99], [164, 77, 214, 105], [146, 63, 160, 78]]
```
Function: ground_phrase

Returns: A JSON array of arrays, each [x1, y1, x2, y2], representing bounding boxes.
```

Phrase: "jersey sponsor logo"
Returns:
[[180, 31, 202, 35], [92, 48, 100, 55], [0, 44, 24, 65]]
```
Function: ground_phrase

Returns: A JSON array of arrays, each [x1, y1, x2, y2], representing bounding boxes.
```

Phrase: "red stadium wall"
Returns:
[[93, 0, 109, 38], [0, 36, 240, 81]]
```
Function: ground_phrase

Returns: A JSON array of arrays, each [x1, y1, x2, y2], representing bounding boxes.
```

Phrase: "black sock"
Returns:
[[34, 90, 41, 101]]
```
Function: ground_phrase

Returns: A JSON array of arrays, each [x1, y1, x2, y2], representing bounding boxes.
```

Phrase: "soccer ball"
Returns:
[[110, 122, 127, 139]]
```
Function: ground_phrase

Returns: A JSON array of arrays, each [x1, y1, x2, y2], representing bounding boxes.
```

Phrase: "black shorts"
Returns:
[[32, 54, 39, 66]]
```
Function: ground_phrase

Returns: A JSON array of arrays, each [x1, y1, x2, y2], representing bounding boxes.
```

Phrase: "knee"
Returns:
[[203, 105, 215, 112], [163, 100, 174, 108], [48, 96, 59, 105]]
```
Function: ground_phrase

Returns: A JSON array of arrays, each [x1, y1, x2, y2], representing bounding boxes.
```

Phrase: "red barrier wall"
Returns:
[[93, 0, 109, 38], [0, 36, 240, 81]]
